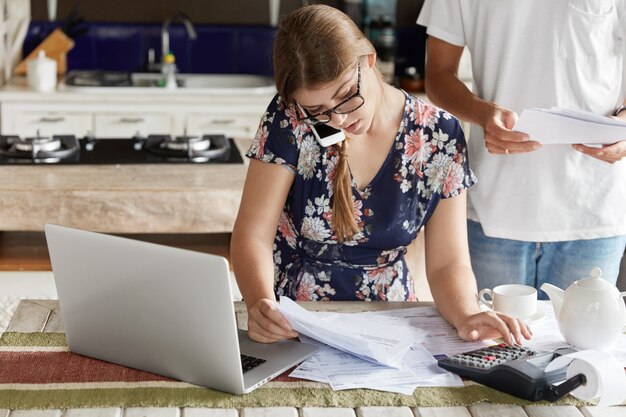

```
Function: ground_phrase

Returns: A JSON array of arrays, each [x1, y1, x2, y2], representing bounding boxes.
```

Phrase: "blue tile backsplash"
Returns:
[[24, 21, 277, 76], [23, 21, 425, 79]]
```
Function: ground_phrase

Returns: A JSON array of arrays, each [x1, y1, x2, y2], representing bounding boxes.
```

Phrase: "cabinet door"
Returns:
[[94, 113, 173, 138], [186, 113, 260, 138], [12, 112, 93, 137]]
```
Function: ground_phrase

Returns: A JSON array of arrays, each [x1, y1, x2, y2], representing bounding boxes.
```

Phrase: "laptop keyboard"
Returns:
[[241, 354, 266, 373]]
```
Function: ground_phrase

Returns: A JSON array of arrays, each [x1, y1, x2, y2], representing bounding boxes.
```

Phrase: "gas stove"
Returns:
[[0, 133, 243, 165]]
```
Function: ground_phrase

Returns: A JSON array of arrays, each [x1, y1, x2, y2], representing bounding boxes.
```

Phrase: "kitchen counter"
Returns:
[[0, 76, 276, 102], [0, 138, 252, 233]]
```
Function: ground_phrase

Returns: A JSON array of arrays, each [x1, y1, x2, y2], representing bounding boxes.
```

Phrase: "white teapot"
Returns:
[[540, 267, 626, 350]]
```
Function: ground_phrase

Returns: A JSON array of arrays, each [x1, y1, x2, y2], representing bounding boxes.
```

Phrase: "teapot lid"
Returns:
[[576, 267, 613, 290]]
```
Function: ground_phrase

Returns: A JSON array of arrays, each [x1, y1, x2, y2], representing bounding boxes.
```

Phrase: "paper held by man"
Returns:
[[513, 107, 626, 145]]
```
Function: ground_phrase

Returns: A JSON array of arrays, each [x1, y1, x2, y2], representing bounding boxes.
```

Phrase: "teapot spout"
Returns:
[[540, 283, 565, 317]]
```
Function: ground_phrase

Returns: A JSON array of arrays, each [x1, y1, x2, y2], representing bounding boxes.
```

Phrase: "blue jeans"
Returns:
[[467, 220, 626, 300]]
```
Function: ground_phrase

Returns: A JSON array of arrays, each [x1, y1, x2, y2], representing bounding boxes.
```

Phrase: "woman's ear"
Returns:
[[366, 53, 377, 69]]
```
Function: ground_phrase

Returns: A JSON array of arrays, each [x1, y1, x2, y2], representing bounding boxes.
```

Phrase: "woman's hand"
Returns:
[[247, 298, 299, 343], [455, 310, 533, 346]]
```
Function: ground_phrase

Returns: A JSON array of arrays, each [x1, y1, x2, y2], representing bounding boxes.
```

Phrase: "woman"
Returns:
[[231, 5, 530, 346]]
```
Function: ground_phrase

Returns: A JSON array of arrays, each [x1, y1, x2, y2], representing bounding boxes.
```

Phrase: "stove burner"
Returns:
[[0, 135, 242, 165], [142, 134, 231, 163], [13, 133, 61, 153], [162, 135, 211, 152], [0, 134, 80, 163]]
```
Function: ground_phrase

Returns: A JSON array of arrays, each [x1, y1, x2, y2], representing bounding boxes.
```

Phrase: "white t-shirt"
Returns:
[[418, 0, 626, 242]]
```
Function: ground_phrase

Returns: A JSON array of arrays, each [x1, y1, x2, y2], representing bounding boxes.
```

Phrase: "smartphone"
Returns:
[[297, 104, 346, 147]]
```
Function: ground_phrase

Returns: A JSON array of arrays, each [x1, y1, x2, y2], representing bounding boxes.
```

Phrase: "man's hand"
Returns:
[[481, 104, 541, 155], [573, 141, 626, 164]]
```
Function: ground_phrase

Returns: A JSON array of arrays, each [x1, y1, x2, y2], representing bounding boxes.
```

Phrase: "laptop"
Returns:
[[44, 224, 317, 395]]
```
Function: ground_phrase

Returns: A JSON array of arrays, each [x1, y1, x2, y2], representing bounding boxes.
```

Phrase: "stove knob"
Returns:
[[84, 132, 97, 151], [133, 132, 145, 150]]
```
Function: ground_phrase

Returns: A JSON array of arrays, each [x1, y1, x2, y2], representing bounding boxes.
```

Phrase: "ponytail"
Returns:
[[272, 5, 373, 242], [332, 140, 360, 242]]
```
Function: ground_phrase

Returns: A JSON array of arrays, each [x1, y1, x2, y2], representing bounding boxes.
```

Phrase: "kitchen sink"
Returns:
[[131, 72, 273, 89], [61, 70, 276, 95]]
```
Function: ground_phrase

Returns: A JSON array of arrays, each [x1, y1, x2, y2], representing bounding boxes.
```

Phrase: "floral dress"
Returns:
[[246, 92, 476, 302]]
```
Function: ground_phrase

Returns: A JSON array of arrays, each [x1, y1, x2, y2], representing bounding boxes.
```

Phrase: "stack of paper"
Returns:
[[513, 107, 626, 145], [278, 297, 425, 368], [290, 335, 462, 395], [280, 298, 626, 395], [278, 297, 493, 394]]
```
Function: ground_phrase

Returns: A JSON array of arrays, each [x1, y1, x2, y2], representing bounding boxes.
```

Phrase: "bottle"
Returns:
[[27, 50, 57, 92], [161, 52, 177, 90]]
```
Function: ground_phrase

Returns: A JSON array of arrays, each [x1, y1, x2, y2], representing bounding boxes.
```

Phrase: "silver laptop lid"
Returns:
[[45, 224, 246, 394]]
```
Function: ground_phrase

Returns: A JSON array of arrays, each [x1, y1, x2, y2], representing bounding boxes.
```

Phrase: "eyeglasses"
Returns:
[[297, 63, 365, 125]]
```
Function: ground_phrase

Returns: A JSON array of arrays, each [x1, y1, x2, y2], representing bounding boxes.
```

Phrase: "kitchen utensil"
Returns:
[[14, 28, 74, 75]]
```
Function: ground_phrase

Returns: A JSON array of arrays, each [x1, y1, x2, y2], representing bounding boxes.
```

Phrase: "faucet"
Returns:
[[146, 12, 197, 77], [160, 12, 197, 68]]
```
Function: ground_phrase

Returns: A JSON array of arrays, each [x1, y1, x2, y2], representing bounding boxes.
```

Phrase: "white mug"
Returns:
[[478, 284, 537, 319]]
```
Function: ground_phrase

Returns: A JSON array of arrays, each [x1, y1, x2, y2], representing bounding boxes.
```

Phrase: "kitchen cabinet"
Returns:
[[94, 112, 173, 138], [0, 80, 275, 139], [11, 111, 92, 137], [185, 113, 260, 137]]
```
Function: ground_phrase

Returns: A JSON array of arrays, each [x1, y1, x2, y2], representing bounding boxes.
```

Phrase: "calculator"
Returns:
[[438, 344, 583, 402]]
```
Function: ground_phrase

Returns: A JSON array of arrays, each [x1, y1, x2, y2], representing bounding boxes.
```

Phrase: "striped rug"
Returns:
[[0, 332, 588, 410]]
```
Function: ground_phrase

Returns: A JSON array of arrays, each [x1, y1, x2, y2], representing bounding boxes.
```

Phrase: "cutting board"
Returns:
[[13, 28, 75, 75]]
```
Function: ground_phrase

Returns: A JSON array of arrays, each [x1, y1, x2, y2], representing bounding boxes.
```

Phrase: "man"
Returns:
[[418, 0, 626, 296]]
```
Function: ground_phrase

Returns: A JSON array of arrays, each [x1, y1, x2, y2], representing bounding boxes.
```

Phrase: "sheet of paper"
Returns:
[[291, 336, 416, 394], [278, 297, 426, 368], [355, 306, 494, 356], [289, 359, 329, 384], [290, 335, 463, 393], [314, 346, 421, 393], [401, 343, 464, 387], [521, 301, 569, 353], [607, 335, 626, 367], [513, 107, 626, 145]]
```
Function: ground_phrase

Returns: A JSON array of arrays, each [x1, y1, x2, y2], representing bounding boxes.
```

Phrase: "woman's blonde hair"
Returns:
[[274, 5, 375, 242]]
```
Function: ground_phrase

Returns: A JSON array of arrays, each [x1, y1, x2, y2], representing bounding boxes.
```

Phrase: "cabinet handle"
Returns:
[[119, 117, 146, 124], [39, 117, 66, 123], [209, 119, 236, 125]]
